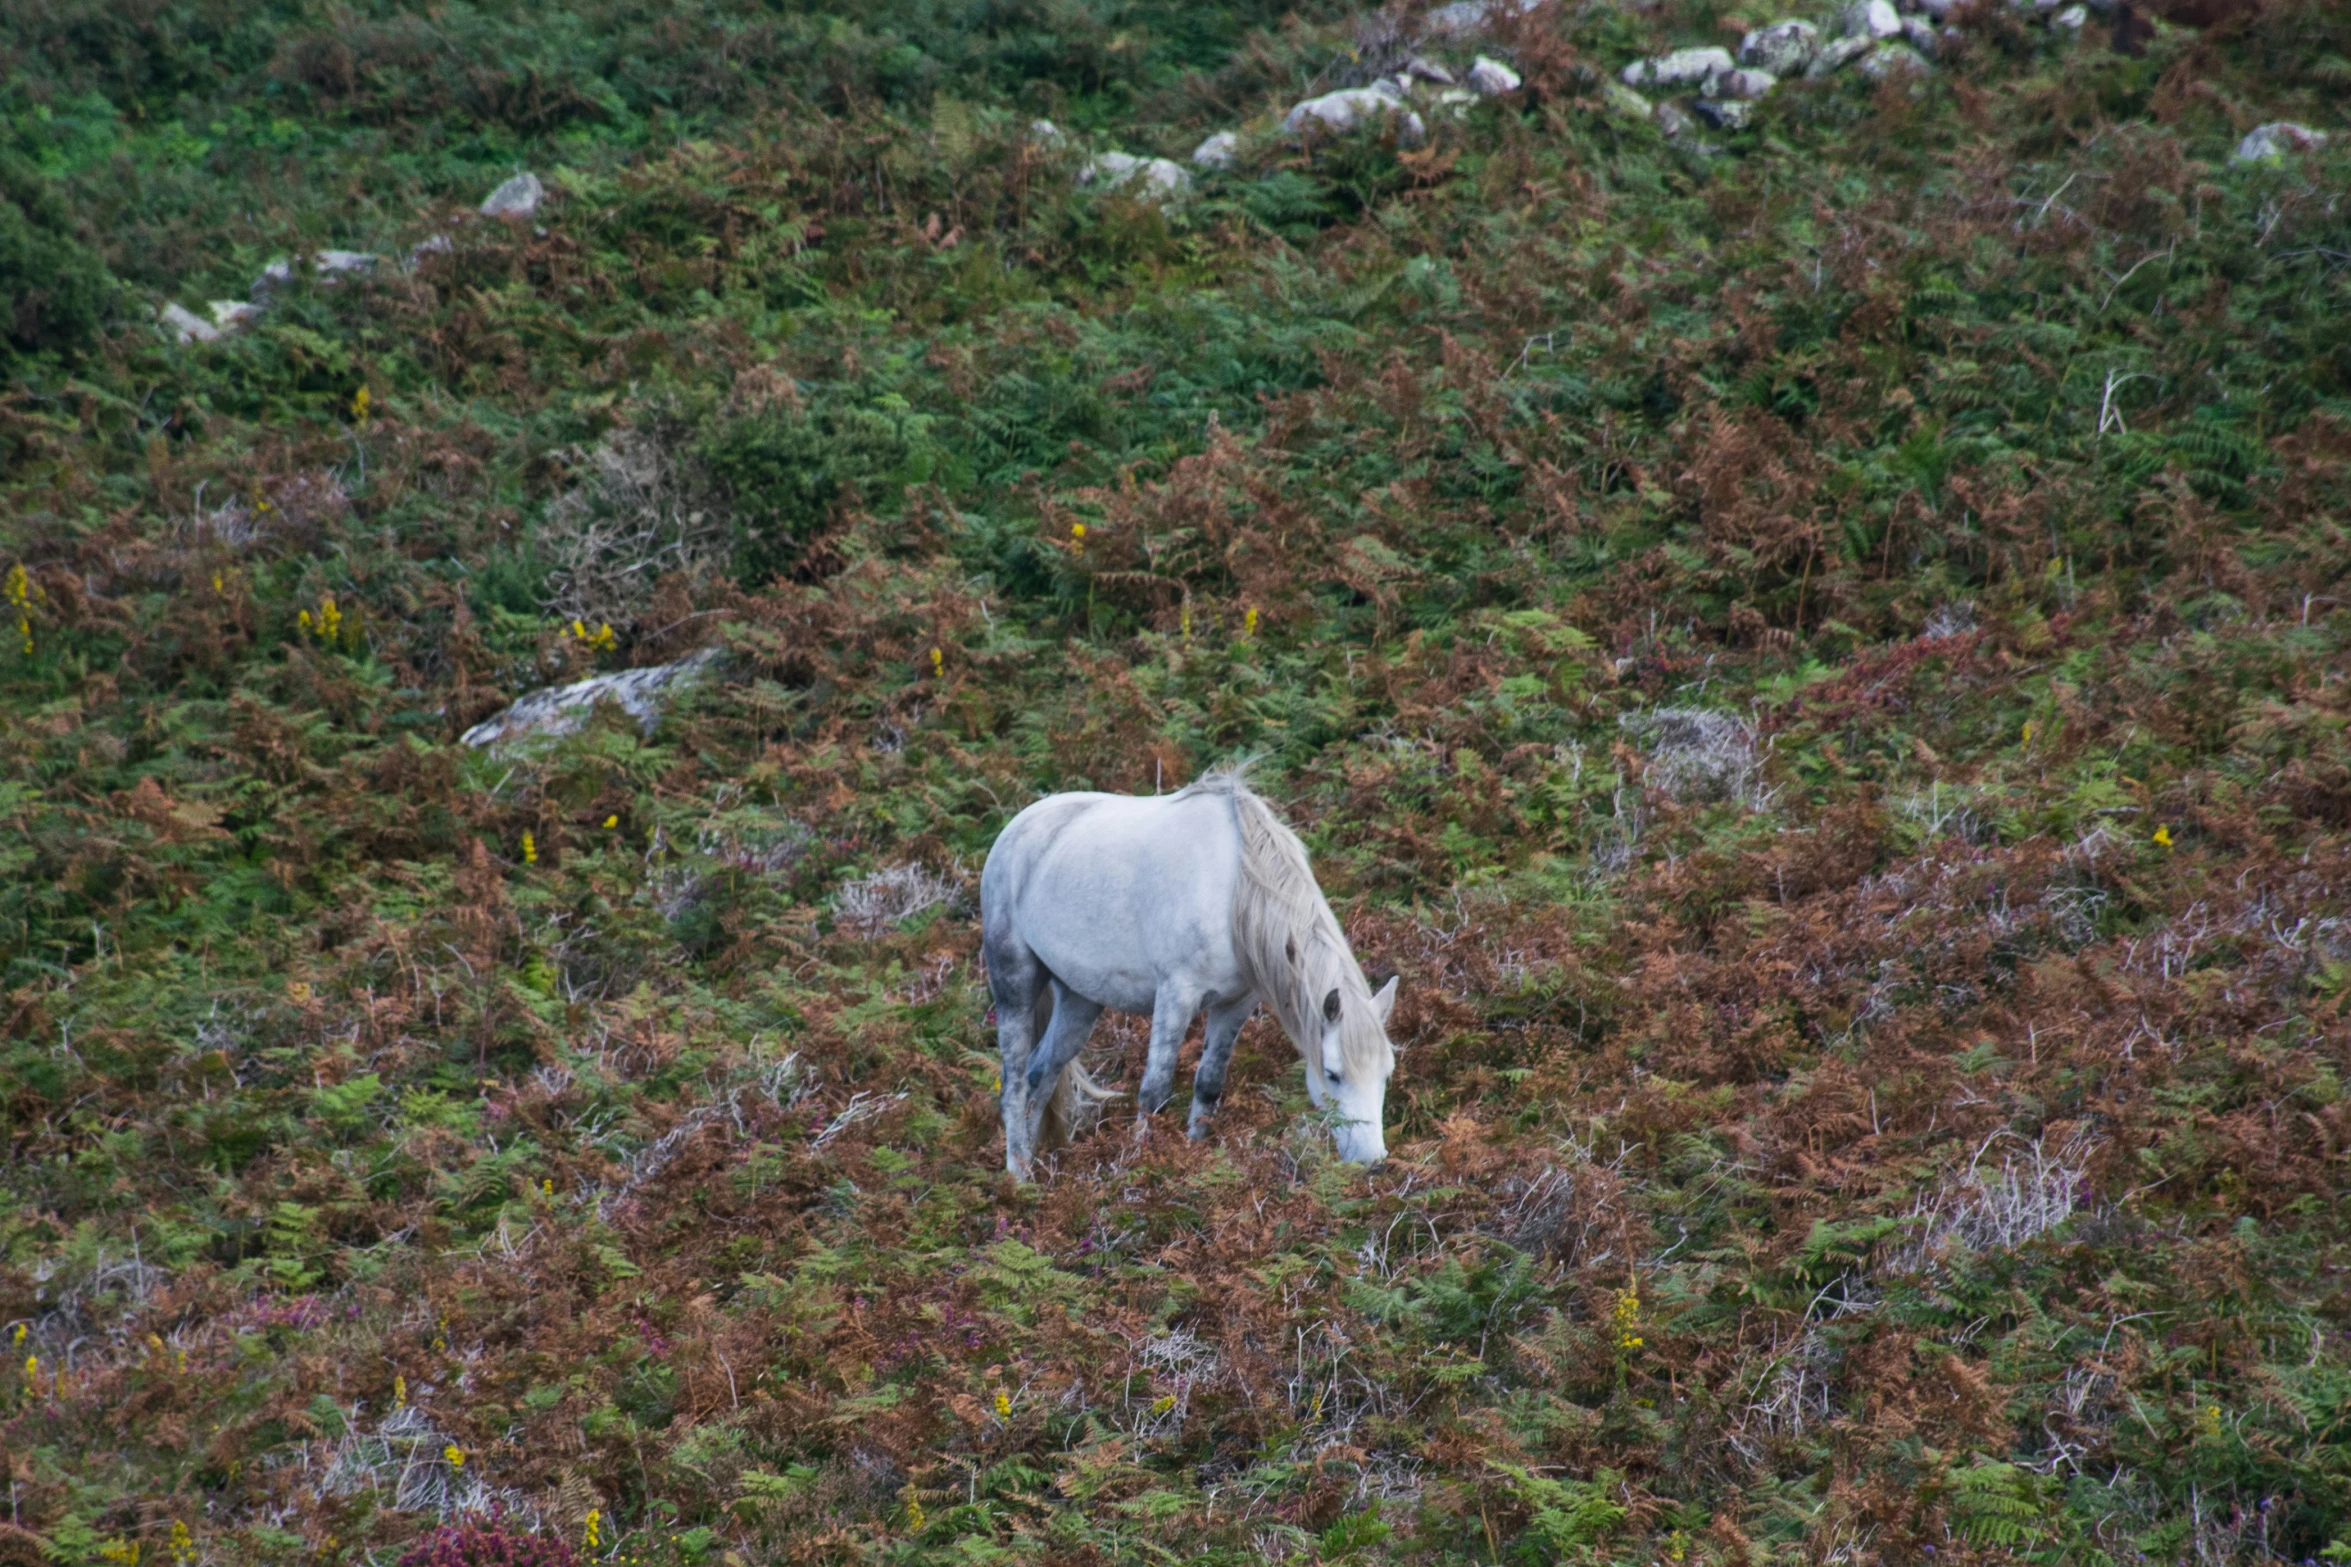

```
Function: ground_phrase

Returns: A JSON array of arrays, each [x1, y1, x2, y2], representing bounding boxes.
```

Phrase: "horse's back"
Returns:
[[981, 786, 1245, 1012]]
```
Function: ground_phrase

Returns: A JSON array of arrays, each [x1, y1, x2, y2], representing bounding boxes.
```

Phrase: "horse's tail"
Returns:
[[1037, 1057, 1119, 1151]]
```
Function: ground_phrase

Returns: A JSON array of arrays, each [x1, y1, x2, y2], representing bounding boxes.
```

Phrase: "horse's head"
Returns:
[[1306, 973, 1398, 1164]]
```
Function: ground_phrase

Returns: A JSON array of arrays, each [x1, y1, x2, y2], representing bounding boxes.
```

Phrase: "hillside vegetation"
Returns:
[[3, 0, 2350, 1562]]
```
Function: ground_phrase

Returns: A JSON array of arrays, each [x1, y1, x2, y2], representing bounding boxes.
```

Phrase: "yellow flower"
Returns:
[[392, 1374, 406, 1408], [584, 1511, 602, 1550], [168, 1522, 195, 1567], [1179, 600, 1192, 641], [902, 1488, 924, 1533], [1613, 1286, 1643, 1351], [1151, 1394, 1177, 1415], [351, 386, 371, 421], [930, 646, 944, 677], [1070, 522, 1086, 540], [994, 1389, 1012, 1419], [445, 1444, 465, 1468], [522, 831, 537, 865], [10, 1324, 23, 1347], [603, 815, 618, 829], [2153, 825, 2173, 848], [298, 609, 313, 631], [1244, 606, 1259, 638], [22, 1354, 35, 1384], [212, 572, 224, 594], [542, 1178, 555, 1196], [2020, 720, 2034, 745]]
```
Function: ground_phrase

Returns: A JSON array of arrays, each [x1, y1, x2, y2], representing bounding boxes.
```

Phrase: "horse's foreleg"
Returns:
[[1187, 995, 1256, 1139], [1137, 985, 1201, 1116]]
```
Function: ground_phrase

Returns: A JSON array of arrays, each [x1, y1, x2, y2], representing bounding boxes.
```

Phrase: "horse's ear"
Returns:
[[1322, 987, 1341, 1024], [1371, 975, 1398, 1023]]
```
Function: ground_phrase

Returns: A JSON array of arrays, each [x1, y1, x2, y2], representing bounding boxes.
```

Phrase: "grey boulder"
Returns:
[[480, 172, 544, 218], [1739, 20, 1820, 74], [461, 649, 723, 750], [1621, 46, 1736, 89], [2233, 122, 2328, 164]]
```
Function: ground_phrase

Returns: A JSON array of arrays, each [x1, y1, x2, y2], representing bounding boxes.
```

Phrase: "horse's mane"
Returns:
[[1182, 771, 1384, 1071]]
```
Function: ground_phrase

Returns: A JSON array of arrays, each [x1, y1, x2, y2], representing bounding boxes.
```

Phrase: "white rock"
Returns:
[[1654, 101, 1697, 139], [1694, 97, 1753, 130], [2050, 5, 2088, 26], [1284, 87, 1428, 142], [1709, 66, 1778, 99], [208, 300, 262, 332], [1424, 0, 1544, 36], [161, 303, 219, 344], [1740, 20, 1819, 74], [1080, 152, 1193, 202], [1029, 119, 1064, 145], [1191, 131, 1240, 169], [1806, 34, 1878, 75], [1856, 41, 1933, 78], [406, 234, 453, 269], [1404, 56, 1458, 84], [318, 249, 377, 276], [1902, 16, 1942, 52], [1840, 0, 1904, 36], [461, 649, 722, 750], [480, 171, 544, 218], [2234, 122, 2327, 164], [1468, 56, 1523, 94], [1621, 47, 1736, 89], [1603, 82, 1655, 120]]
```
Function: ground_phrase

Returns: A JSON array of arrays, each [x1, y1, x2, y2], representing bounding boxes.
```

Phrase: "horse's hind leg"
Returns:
[[987, 936, 1049, 1176], [1023, 979, 1102, 1147], [1187, 994, 1256, 1140]]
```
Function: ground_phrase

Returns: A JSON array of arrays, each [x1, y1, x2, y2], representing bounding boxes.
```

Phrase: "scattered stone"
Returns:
[[1423, 0, 1545, 37], [1468, 56, 1523, 94], [480, 171, 544, 218], [1435, 87, 1482, 120], [1029, 119, 1065, 145], [1621, 46, 1736, 89], [1079, 152, 1194, 203], [1404, 55, 1458, 84], [1856, 41, 1933, 78], [2233, 122, 2327, 164], [1839, 0, 1904, 35], [2049, 5, 2088, 27], [209, 300, 262, 332], [1694, 97, 1754, 130], [1901, 15, 1942, 52], [1740, 19, 1820, 74], [316, 249, 378, 276], [1806, 34, 1877, 75], [1603, 82, 1656, 120], [406, 234, 453, 269], [1709, 66, 1778, 99], [1284, 86, 1428, 143], [1654, 101, 1698, 139], [1191, 131, 1240, 169], [460, 649, 723, 750], [160, 303, 219, 344]]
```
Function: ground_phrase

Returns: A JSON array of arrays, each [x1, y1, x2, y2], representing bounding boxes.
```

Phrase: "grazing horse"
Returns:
[[980, 771, 1399, 1177]]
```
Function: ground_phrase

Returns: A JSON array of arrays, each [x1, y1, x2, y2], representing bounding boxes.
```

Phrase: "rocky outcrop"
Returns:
[[460, 649, 723, 750]]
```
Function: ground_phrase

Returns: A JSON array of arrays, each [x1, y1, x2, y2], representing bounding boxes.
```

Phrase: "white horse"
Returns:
[[980, 771, 1399, 1176]]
